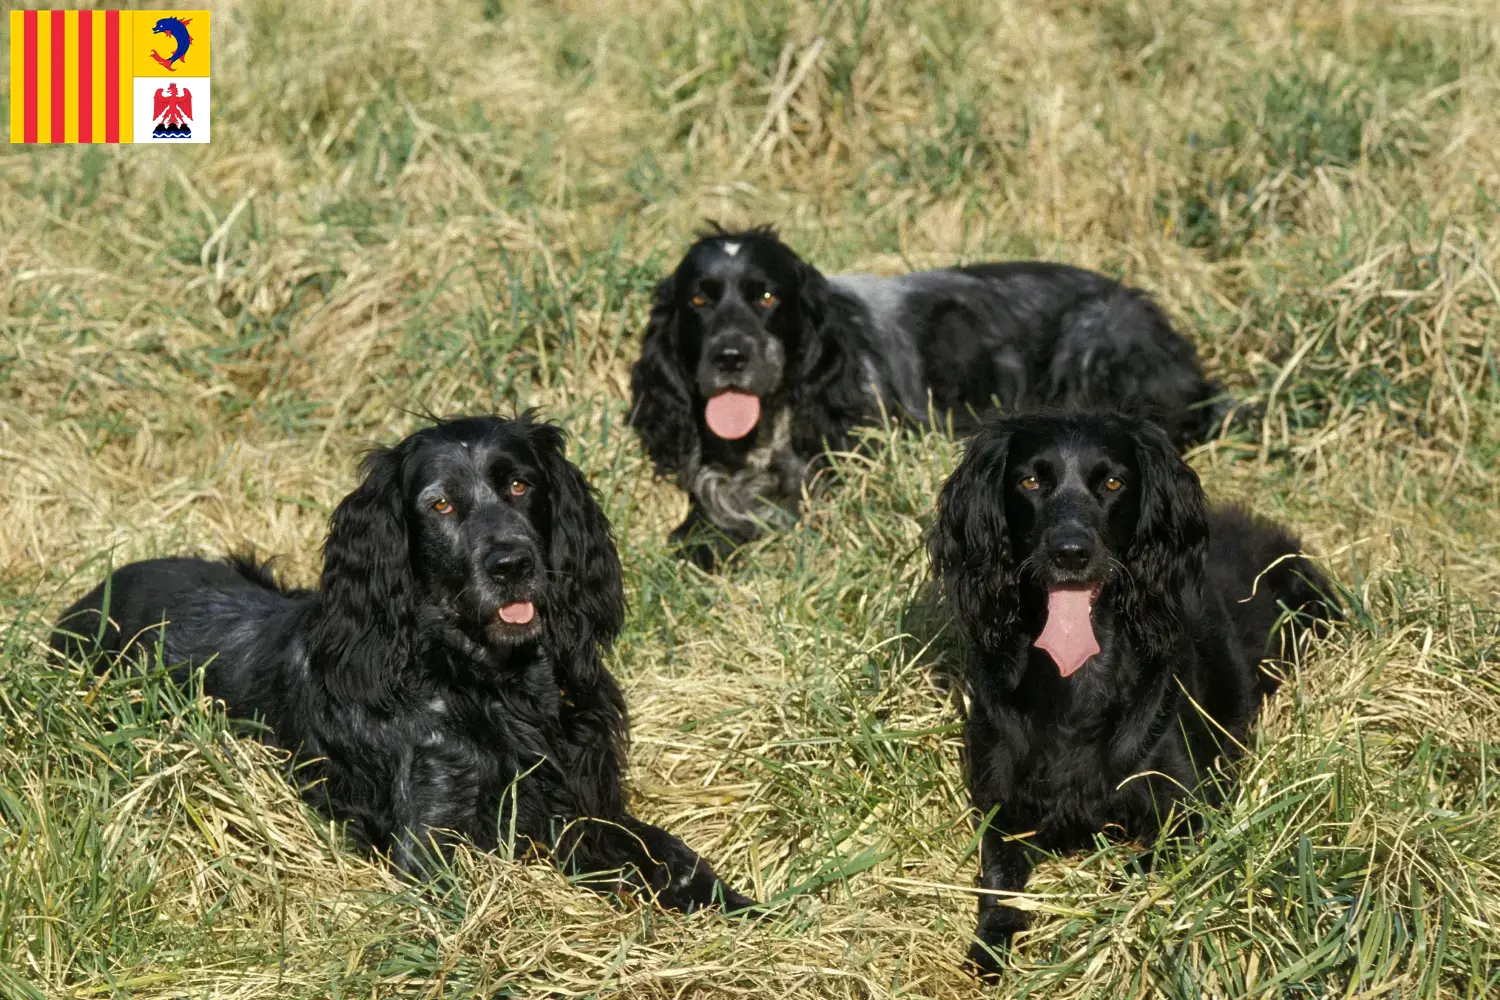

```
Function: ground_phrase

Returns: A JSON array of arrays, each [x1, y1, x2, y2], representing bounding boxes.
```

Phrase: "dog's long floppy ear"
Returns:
[[628, 276, 696, 478], [928, 420, 1020, 655], [530, 421, 626, 661], [796, 258, 830, 335], [1126, 417, 1210, 635], [309, 443, 415, 704], [789, 258, 869, 457], [526, 418, 631, 810]]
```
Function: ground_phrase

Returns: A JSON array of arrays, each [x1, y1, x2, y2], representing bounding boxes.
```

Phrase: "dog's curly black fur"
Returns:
[[630, 226, 1224, 569], [52, 414, 754, 913], [927, 411, 1337, 977]]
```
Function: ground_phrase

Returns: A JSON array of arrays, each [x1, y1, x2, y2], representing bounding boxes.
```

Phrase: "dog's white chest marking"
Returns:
[[722, 241, 741, 257]]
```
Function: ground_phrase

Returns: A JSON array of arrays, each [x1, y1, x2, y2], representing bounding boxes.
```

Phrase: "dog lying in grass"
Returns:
[[629, 226, 1224, 570], [927, 410, 1337, 977], [52, 414, 755, 914]]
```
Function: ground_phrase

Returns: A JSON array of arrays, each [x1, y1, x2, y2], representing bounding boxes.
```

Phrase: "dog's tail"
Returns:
[[224, 551, 305, 595]]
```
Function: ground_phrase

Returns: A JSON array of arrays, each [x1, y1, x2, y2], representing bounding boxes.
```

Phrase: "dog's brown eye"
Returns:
[[1019, 476, 1040, 491], [432, 498, 454, 514], [690, 293, 708, 307], [759, 291, 778, 308], [509, 479, 528, 497], [1104, 477, 1124, 492]]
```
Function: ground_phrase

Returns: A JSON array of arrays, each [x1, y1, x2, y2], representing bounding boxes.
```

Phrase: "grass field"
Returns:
[[3, 0, 1499, 996]]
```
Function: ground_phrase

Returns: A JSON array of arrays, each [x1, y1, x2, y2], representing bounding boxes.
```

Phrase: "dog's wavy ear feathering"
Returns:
[[309, 442, 415, 705], [629, 276, 697, 478], [787, 260, 873, 458], [1122, 419, 1210, 651], [928, 422, 1021, 656], [527, 419, 626, 661], [794, 259, 830, 343]]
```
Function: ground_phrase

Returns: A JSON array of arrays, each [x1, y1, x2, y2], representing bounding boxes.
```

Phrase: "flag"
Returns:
[[9, 10, 210, 144]]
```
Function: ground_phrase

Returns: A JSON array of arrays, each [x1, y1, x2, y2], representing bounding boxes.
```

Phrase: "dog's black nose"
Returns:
[[1047, 529, 1093, 571], [483, 543, 535, 582], [712, 345, 748, 373]]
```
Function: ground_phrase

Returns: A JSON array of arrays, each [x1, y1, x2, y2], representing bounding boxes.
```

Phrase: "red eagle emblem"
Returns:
[[152, 83, 194, 139]]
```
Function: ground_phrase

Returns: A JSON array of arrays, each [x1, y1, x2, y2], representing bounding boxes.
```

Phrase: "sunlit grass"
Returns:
[[1, 0, 1497, 996]]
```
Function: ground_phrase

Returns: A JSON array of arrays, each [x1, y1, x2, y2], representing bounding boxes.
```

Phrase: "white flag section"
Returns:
[[132, 76, 210, 144]]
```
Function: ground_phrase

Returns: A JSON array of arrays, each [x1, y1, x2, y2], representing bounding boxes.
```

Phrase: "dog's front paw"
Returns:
[[965, 939, 1008, 983], [717, 882, 766, 918], [678, 539, 725, 573], [651, 863, 761, 916], [965, 906, 1026, 982], [669, 526, 733, 573]]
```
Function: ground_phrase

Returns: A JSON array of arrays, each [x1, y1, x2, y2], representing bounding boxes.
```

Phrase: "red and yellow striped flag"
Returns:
[[9, 10, 211, 144]]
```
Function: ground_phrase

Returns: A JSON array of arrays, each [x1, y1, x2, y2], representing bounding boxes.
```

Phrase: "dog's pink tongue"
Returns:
[[704, 391, 761, 440], [499, 602, 535, 625], [1034, 586, 1100, 678]]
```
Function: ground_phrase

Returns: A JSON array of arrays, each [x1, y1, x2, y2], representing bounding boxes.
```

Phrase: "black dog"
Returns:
[[629, 227, 1223, 569], [52, 414, 754, 913], [927, 411, 1336, 976]]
